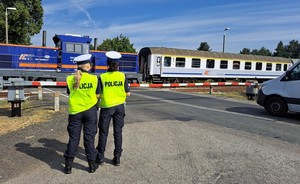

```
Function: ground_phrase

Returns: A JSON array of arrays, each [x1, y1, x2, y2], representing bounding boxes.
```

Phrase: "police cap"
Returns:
[[74, 54, 92, 65], [105, 51, 122, 62]]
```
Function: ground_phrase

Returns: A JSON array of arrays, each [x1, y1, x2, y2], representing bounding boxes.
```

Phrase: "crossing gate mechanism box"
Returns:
[[7, 78, 25, 117], [7, 78, 25, 102]]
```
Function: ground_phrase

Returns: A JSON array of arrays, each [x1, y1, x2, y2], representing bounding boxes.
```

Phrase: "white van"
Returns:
[[257, 60, 300, 116]]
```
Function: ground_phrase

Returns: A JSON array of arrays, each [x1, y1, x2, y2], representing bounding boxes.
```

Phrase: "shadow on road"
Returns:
[[14, 138, 88, 173]]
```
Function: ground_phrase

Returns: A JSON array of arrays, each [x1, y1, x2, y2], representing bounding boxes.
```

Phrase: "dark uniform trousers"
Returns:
[[97, 104, 125, 159], [64, 105, 98, 161]]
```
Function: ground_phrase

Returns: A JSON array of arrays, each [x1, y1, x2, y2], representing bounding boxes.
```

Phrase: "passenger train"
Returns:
[[0, 34, 294, 84], [138, 47, 293, 83]]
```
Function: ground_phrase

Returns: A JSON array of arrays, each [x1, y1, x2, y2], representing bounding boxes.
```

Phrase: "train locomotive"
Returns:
[[138, 47, 293, 83], [0, 34, 142, 83]]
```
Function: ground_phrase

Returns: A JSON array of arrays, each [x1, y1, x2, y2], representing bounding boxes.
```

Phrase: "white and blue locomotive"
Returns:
[[138, 47, 293, 83]]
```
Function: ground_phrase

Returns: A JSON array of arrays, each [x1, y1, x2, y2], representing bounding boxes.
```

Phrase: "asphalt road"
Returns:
[[0, 88, 299, 184]]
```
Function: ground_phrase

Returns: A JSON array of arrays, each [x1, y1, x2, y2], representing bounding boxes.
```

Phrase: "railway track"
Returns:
[[0, 90, 36, 99], [170, 85, 248, 93]]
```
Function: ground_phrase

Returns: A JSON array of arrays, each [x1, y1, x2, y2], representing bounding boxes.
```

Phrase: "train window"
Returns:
[[164, 57, 171, 67], [206, 59, 215, 68], [191, 58, 201, 68], [66, 43, 74, 53], [245, 62, 251, 70], [82, 44, 89, 54], [276, 64, 281, 71], [233, 61, 240, 69], [65, 43, 89, 54], [266, 63, 272, 71], [284, 64, 288, 71], [55, 41, 62, 48], [220, 60, 228, 69], [176, 57, 185, 67], [156, 57, 161, 66], [256, 62, 262, 70], [74, 44, 82, 53]]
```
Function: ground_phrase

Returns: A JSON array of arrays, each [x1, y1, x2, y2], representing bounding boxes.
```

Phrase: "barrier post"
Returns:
[[38, 86, 42, 100], [209, 86, 213, 94], [54, 92, 60, 111]]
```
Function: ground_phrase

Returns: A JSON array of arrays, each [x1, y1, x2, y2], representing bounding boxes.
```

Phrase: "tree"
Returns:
[[286, 40, 300, 59], [0, 0, 43, 45], [253, 47, 272, 56], [240, 48, 251, 54], [273, 40, 300, 59], [90, 44, 95, 50], [273, 41, 286, 57], [241, 47, 272, 56], [197, 42, 211, 51], [97, 34, 136, 53]]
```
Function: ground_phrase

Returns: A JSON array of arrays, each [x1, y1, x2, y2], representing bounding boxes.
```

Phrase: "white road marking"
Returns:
[[132, 92, 275, 121]]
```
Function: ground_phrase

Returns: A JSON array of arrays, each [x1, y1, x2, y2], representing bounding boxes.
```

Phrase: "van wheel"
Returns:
[[265, 96, 287, 116]]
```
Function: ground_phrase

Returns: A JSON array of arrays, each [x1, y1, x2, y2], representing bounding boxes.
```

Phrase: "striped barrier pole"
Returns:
[[129, 82, 253, 88], [30, 81, 253, 88]]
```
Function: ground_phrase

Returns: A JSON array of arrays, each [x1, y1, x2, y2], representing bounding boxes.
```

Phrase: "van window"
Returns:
[[220, 60, 228, 69], [164, 57, 171, 67], [290, 64, 300, 80], [206, 59, 215, 68], [191, 58, 201, 68], [284, 64, 288, 71], [176, 57, 185, 67]]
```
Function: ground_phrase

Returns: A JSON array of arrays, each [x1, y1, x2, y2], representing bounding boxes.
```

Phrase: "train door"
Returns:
[[161, 55, 172, 73], [155, 55, 162, 75], [57, 50, 62, 71], [151, 55, 162, 75], [138, 54, 148, 81], [148, 55, 162, 83]]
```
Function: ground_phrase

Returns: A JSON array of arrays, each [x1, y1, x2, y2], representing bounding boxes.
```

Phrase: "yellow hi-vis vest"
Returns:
[[99, 71, 126, 108], [67, 73, 98, 114]]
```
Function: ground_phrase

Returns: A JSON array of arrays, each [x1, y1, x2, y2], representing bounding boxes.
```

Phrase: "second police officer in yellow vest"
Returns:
[[64, 54, 100, 174], [96, 51, 131, 166]]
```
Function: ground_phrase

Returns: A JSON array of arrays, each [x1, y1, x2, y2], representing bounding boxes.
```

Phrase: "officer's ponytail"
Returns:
[[73, 70, 82, 89]]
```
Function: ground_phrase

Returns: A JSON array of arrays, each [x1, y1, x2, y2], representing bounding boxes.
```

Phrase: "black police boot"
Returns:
[[96, 156, 104, 165], [88, 160, 99, 173], [64, 159, 73, 174], [113, 156, 120, 166]]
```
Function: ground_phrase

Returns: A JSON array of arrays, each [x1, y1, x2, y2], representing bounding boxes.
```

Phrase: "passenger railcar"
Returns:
[[0, 34, 142, 82], [138, 47, 293, 83]]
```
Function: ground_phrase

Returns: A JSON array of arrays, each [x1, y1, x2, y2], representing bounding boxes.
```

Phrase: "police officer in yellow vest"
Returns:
[[96, 51, 130, 166], [64, 54, 100, 174]]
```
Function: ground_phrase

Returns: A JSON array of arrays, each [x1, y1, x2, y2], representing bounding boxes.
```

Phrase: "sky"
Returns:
[[31, 0, 300, 54]]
